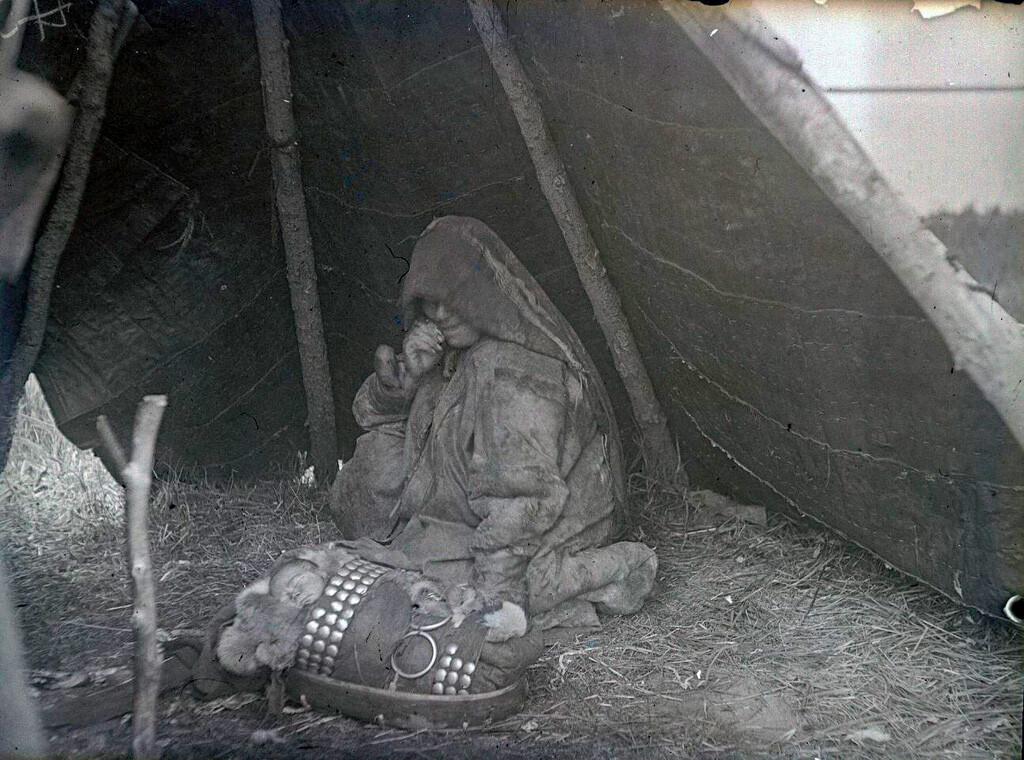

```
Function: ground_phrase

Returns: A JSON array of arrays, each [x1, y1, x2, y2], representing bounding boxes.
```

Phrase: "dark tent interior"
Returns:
[[2, 0, 1023, 756], [17, 0, 1022, 614]]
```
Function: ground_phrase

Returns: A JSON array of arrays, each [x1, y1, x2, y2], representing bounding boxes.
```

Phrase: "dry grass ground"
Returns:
[[1, 377, 1021, 759]]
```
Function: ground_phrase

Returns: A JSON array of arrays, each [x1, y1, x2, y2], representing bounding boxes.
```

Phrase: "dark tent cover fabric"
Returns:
[[16, 0, 1022, 616]]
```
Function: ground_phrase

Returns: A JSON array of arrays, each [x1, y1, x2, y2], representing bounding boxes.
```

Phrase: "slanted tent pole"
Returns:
[[0, 0, 135, 473], [661, 0, 1024, 453], [467, 0, 683, 481], [96, 414, 129, 487], [251, 0, 339, 485]]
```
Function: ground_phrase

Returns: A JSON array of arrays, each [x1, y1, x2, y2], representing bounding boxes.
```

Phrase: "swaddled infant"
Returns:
[[215, 547, 338, 675], [214, 544, 524, 678]]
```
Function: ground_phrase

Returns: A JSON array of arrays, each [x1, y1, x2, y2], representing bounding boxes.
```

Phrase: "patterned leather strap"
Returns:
[[293, 556, 489, 696], [295, 557, 386, 677]]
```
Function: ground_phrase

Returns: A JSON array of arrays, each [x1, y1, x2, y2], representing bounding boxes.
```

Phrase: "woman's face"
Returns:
[[423, 300, 481, 348]]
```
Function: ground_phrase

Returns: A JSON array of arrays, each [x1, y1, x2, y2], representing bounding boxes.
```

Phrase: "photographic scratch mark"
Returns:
[[636, 306, 1024, 493], [234, 412, 259, 432], [608, 221, 928, 322], [307, 175, 524, 220], [385, 243, 410, 285], [388, 43, 484, 91]]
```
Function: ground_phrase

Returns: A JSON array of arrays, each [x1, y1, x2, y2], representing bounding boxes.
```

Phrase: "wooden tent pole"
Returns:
[[661, 1, 1024, 453], [251, 0, 338, 485], [123, 397, 165, 760], [0, 0, 135, 474], [467, 0, 683, 481]]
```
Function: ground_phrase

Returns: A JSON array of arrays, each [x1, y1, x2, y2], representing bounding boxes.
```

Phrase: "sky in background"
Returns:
[[750, 0, 1023, 216]]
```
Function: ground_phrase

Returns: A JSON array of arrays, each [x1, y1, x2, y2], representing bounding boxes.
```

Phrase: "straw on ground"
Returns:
[[1, 376, 1021, 759]]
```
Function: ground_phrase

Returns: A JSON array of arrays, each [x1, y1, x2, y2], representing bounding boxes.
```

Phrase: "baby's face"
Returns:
[[269, 559, 325, 607], [423, 300, 481, 348]]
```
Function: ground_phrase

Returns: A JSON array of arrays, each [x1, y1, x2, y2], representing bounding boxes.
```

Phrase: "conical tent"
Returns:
[[14, 0, 1022, 616]]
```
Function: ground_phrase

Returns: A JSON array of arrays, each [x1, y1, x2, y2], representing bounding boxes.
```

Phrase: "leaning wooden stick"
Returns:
[[126, 396, 165, 760], [0, 0, 135, 469], [66, 1, 138, 105], [466, 0, 682, 481], [99, 396, 167, 760], [250, 0, 339, 485], [661, 0, 1024, 452]]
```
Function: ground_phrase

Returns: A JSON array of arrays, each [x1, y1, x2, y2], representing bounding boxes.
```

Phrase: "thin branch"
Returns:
[[67, 1, 137, 105], [124, 394, 167, 760], [96, 413, 129, 487], [110, 1, 137, 58]]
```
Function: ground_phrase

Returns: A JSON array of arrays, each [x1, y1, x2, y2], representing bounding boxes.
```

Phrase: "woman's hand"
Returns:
[[402, 319, 444, 379], [373, 320, 444, 398], [374, 344, 406, 393]]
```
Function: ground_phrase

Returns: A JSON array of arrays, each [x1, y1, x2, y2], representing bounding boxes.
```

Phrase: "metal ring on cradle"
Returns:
[[1004, 595, 1024, 626], [416, 615, 452, 632], [391, 630, 438, 680]]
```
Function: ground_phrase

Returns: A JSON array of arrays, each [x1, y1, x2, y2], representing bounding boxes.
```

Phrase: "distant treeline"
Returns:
[[925, 208, 1024, 323]]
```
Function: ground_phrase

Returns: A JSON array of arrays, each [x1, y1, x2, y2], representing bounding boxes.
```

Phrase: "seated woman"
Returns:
[[193, 217, 656, 714], [332, 215, 657, 630]]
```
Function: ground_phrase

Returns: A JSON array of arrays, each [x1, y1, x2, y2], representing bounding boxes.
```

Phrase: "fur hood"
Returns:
[[400, 216, 625, 507]]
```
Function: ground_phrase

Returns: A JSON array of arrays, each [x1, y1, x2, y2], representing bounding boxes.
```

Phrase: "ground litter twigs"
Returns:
[[100, 395, 167, 760], [251, 0, 338, 486], [467, 0, 683, 483], [0, 0, 135, 472], [661, 0, 1024, 454]]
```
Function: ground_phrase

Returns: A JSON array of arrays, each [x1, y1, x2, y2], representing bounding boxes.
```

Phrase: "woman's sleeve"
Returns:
[[467, 358, 569, 613], [351, 373, 413, 431]]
